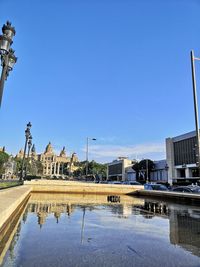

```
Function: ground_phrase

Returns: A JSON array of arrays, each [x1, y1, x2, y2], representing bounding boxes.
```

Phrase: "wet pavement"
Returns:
[[0, 193, 200, 267]]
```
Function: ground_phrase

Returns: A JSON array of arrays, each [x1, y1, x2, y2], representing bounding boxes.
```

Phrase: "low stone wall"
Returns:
[[0, 192, 29, 265], [136, 189, 200, 202], [0, 186, 31, 231], [24, 180, 144, 195]]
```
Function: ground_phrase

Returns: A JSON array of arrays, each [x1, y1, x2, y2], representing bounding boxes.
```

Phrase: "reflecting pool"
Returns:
[[1, 193, 200, 267]]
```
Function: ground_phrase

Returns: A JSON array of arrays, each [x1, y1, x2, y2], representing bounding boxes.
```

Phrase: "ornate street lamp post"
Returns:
[[86, 137, 96, 177], [0, 21, 17, 107], [20, 122, 32, 180], [25, 135, 32, 179]]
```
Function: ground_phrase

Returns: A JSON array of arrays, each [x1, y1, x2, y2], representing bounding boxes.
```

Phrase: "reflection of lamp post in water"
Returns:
[[81, 207, 86, 244]]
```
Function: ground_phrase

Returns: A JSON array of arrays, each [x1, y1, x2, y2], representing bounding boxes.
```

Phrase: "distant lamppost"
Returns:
[[191, 50, 200, 176], [20, 122, 32, 180], [146, 159, 149, 182], [0, 21, 17, 107], [165, 163, 169, 182], [86, 137, 96, 176], [25, 134, 32, 178]]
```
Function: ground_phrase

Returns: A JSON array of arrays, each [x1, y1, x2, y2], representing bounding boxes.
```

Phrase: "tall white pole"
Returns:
[[86, 137, 89, 176], [191, 50, 200, 176]]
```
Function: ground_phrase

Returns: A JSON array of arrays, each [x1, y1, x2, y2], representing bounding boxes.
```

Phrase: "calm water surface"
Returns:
[[0, 193, 200, 267]]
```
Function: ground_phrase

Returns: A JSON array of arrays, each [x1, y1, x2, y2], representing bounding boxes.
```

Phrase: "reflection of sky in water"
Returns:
[[1, 195, 200, 267], [83, 207, 170, 239]]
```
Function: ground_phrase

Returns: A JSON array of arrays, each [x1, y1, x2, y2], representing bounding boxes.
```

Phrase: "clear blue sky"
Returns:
[[0, 0, 200, 162]]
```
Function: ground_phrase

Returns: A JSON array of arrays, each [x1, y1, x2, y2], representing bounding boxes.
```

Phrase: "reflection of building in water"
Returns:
[[110, 204, 133, 218], [30, 201, 139, 221], [108, 201, 169, 219], [27, 203, 74, 227], [122, 205, 132, 218], [107, 205, 125, 218], [38, 212, 47, 227], [170, 208, 200, 257], [136, 201, 200, 257], [108, 204, 137, 219], [137, 201, 169, 219], [27, 198, 200, 259]]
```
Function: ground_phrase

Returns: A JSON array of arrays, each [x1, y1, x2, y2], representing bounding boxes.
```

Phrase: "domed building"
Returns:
[[16, 142, 79, 177], [37, 142, 79, 177]]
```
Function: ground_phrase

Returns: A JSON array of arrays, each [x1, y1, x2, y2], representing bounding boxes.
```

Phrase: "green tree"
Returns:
[[0, 151, 9, 176], [14, 157, 23, 176], [132, 162, 140, 180], [132, 159, 154, 182], [88, 160, 107, 178], [73, 160, 107, 179], [73, 161, 86, 177], [35, 160, 43, 175], [14, 157, 44, 177], [29, 160, 44, 176]]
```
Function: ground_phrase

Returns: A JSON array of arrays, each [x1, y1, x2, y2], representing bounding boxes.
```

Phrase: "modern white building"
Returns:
[[150, 160, 168, 183], [107, 157, 136, 181], [107, 157, 169, 183], [166, 130, 200, 184]]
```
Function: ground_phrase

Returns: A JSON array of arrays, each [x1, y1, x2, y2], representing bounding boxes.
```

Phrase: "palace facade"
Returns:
[[16, 142, 78, 177]]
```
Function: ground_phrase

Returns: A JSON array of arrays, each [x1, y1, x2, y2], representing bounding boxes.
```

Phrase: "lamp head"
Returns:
[[8, 49, 17, 70], [0, 34, 12, 53], [2, 21, 16, 39], [0, 21, 15, 53], [27, 122, 32, 128]]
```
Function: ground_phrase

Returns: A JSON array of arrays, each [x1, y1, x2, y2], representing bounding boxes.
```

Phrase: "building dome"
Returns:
[[0, 146, 5, 152], [31, 144, 37, 159], [16, 148, 24, 159], [45, 142, 53, 154], [31, 144, 36, 153], [60, 146, 66, 157], [71, 152, 78, 162]]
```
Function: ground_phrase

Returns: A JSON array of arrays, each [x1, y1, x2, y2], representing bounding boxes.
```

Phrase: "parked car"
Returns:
[[108, 181, 122, 184], [95, 180, 108, 184], [172, 185, 200, 194], [122, 181, 142, 185], [144, 183, 169, 191]]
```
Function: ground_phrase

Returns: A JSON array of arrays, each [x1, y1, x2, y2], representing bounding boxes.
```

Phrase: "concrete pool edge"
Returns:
[[24, 180, 143, 195], [0, 186, 32, 233], [0, 193, 30, 266], [134, 189, 200, 203]]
